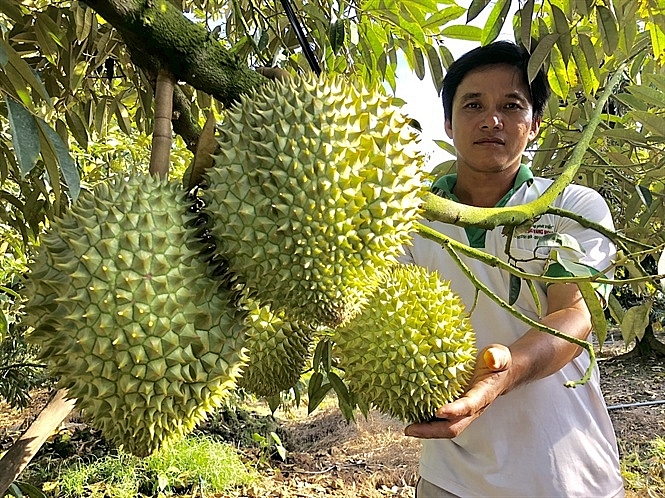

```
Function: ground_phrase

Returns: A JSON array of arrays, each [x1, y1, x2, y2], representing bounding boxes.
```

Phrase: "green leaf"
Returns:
[[413, 46, 426, 80], [438, 44, 455, 69], [481, 0, 511, 46], [596, 5, 619, 56], [65, 110, 88, 150], [36, 117, 80, 201], [607, 294, 625, 324], [0, 1, 25, 23], [0, 39, 51, 105], [629, 110, 665, 136], [601, 128, 649, 145], [312, 340, 327, 372], [308, 371, 324, 401], [572, 44, 598, 96], [509, 274, 521, 305], [528, 34, 559, 83], [620, 301, 652, 344], [425, 43, 444, 94], [547, 44, 569, 99], [636, 184, 653, 208], [626, 85, 665, 108], [308, 381, 332, 414], [0, 309, 7, 343], [113, 100, 132, 136], [577, 282, 608, 347], [440, 25, 482, 41], [433, 139, 456, 155], [520, 0, 535, 51], [467, 0, 492, 23], [422, 6, 466, 29], [6, 96, 40, 178], [551, 5, 572, 63], [328, 19, 345, 55]]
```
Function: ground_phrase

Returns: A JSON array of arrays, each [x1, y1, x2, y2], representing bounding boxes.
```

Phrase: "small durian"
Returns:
[[204, 73, 424, 328], [23, 175, 247, 456], [238, 298, 316, 398], [333, 264, 476, 424]]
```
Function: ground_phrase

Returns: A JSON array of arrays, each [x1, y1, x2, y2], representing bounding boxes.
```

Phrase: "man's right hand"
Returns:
[[403, 344, 512, 439]]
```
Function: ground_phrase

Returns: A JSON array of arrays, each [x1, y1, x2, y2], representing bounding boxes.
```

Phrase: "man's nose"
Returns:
[[481, 113, 503, 129]]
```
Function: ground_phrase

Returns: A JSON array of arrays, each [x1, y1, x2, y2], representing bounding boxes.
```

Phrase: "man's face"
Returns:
[[445, 64, 541, 175]]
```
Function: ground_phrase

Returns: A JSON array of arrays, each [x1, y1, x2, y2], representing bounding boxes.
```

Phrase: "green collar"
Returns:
[[430, 164, 534, 248]]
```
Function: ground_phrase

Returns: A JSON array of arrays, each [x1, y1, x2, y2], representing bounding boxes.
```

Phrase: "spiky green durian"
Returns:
[[238, 298, 316, 398], [204, 73, 424, 328], [23, 175, 247, 457], [333, 264, 476, 424]]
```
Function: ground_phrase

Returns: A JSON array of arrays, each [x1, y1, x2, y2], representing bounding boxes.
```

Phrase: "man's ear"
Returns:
[[528, 117, 542, 141], [445, 119, 453, 139]]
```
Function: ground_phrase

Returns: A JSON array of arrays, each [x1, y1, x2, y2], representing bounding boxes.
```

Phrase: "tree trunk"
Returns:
[[0, 390, 76, 495]]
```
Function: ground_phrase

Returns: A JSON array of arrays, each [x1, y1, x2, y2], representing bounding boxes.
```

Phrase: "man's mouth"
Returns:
[[475, 138, 505, 145]]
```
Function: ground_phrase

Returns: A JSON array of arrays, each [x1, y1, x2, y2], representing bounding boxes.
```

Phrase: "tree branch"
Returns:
[[84, 0, 266, 108]]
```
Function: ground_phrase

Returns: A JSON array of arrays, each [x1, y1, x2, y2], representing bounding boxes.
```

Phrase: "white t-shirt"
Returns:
[[402, 174, 624, 497]]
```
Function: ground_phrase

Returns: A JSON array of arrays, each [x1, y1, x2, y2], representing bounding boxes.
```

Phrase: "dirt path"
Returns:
[[1, 347, 664, 497]]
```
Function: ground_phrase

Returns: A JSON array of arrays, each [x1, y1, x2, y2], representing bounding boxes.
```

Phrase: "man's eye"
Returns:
[[506, 103, 521, 109], [465, 103, 480, 109]]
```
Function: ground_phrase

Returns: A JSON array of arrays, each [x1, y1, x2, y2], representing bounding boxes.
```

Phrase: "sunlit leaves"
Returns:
[[480, 0, 511, 45], [440, 25, 481, 41]]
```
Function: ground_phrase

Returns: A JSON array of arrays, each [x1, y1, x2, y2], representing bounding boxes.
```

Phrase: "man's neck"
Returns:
[[452, 168, 518, 207]]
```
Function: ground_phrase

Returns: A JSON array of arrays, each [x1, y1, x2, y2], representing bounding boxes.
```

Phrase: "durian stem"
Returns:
[[149, 68, 176, 179], [440, 236, 595, 387], [421, 67, 625, 230]]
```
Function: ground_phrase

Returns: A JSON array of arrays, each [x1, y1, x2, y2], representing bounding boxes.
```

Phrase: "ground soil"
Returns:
[[1, 335, 664, 498]]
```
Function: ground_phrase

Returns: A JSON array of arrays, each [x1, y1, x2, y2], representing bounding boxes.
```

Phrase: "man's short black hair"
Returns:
[[442, 41, 551, 122]]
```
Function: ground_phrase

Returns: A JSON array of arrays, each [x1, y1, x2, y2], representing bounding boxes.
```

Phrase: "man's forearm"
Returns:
[[504, 306, 592, 394]]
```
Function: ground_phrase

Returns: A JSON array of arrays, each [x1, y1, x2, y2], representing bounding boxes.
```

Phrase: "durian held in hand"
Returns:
[[22, 176, 248, 457], [203, 72, 425, 329], [334, 264, 477, 424]]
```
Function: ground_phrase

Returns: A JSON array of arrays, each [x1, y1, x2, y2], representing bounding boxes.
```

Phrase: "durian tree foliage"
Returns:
[[1, 0, 665, 425]]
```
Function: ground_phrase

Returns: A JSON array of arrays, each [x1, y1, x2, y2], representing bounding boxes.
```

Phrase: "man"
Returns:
[[401, 41, 624, 497]]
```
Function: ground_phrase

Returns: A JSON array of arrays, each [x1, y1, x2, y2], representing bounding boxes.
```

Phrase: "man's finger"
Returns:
[[483, 345, 511, 371]]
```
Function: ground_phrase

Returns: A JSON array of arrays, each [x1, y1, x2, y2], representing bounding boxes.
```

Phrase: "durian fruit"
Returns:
[[23, 175, 247, 457], [333, 264, 476, 424], [204, 73, 424, 328], [238, 298, 316, 398]]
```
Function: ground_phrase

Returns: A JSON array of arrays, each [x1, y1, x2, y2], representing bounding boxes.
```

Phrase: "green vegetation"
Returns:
[[51, 435, 256, 497]]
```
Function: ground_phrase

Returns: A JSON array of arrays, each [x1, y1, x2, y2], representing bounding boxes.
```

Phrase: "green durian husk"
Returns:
[[334, 264, 476, 424], [238, 298, 316, 398], [204, 73, 425, 328], [23, 175, 247, 457]]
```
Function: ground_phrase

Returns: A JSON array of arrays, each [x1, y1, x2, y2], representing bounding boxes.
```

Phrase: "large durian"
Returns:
[[204, 73, 424, 328], [238, 298, 316, 398], [334, 264, 476, 424], [23, 175, 247, 456]]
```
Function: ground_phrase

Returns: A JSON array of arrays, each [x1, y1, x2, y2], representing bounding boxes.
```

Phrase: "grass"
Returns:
[[621, 436, 665, 495], [51, 435, 257, 497]]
